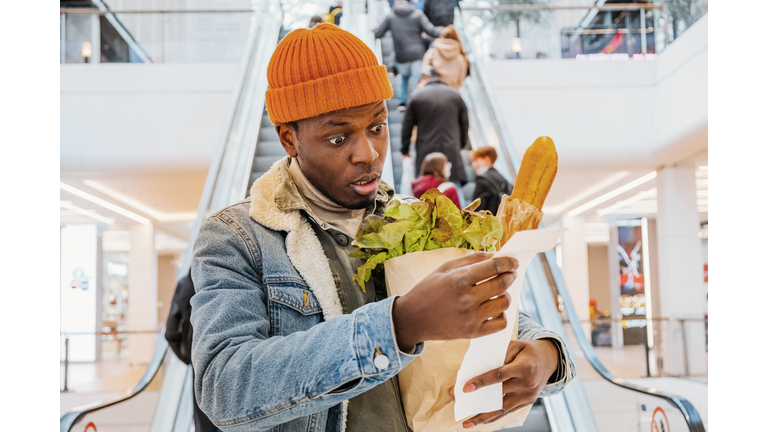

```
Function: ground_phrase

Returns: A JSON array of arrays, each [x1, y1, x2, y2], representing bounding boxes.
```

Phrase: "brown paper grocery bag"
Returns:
[[384, 249, 532, 432]]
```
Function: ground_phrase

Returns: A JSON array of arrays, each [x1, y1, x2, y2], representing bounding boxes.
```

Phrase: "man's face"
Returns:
[[276, 101, 389, 209]]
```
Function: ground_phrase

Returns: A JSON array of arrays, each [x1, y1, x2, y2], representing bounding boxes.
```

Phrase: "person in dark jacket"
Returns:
[[402, 70, 469, 198], [374, 0, 442, 110], [469, 146, 514, 214], [411, 152, 462, 208], [423, 0, 460, 27], [165, 271, 218, 432]]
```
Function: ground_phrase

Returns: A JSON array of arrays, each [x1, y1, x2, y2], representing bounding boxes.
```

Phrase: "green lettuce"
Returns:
[[350, 189, 503, 290]]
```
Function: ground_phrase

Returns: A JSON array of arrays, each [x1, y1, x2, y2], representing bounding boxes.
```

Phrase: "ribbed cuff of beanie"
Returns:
[[266, 65, 393, 124]]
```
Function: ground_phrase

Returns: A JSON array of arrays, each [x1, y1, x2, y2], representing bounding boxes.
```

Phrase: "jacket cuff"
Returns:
[[353, 296, 423, 376], [518, 326, 576, 397], [539, 336, 571, 397]]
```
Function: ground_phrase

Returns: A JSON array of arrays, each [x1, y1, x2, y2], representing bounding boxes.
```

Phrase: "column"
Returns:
[[128, 224, 158, 365], [656, 164, 707, 376], [561, 215, 592, 341]]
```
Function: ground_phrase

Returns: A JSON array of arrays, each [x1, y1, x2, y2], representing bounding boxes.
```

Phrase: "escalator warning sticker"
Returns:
[[651, 407, 669, 432], [84, 421, 97, 432]]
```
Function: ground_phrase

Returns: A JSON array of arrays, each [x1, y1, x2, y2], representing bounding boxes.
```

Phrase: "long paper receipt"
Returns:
[[453, 227, 567, 422]]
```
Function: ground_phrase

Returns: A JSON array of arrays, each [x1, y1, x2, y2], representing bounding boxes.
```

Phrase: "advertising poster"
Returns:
[[617, 224, 647, 345]]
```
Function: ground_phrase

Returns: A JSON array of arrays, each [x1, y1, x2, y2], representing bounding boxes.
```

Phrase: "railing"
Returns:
[[459, 0, 707, 61], [60, 7, 254, 63], [455, 6, 705, 431], [60, 329, 162, 392], [60, 1, 283, 430]]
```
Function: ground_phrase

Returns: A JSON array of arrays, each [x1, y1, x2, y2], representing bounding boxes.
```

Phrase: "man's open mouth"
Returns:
[[350, 176, 380, 194]]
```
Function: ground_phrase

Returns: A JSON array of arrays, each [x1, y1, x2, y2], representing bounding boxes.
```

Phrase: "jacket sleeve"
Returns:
[[374, 16, 390, 39], [517, 312, 577, 397], [458, 95, 469, 149], [418, 10, 442, 38], [401, 102, 416, 155], [190, 215, 424, 431], [471, 176, 496, 213]]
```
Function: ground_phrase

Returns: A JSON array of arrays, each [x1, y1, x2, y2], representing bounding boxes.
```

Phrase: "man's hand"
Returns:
[[392, 252, 518, 351], [449, 339, 559, 429]]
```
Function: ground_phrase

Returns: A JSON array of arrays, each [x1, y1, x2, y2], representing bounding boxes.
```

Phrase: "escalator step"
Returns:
[[387, 109, 404, 125], [388, 123, 402, 142], [253, 156, 283, 173], [258, 126, 280, 143], [257, 140, 285, 157], [386, 99, 400, 112]]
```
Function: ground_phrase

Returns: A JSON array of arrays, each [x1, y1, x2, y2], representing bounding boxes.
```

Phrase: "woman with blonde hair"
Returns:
[[411, 152, 462, 208], [422, 24, 469, 90]]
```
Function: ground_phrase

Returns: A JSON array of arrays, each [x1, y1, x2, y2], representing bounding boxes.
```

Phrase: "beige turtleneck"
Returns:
[[288, 158, 366, 238]]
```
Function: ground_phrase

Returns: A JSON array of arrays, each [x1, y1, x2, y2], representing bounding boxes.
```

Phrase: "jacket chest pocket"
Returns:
[[267, 281, 323, 336]]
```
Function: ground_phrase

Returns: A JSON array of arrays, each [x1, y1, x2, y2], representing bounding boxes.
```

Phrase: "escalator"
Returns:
[[61, 1, 705, 431]]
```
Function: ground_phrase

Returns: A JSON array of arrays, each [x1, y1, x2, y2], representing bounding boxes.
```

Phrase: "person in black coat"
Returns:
[[165, 270, 219, 432], [423, 0, 460, 27], [402, 68, 469, 190], [469, 146, 514, 214]]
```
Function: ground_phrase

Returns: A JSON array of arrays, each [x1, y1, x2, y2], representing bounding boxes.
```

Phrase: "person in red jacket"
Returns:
[[411, 152, 461, 208]]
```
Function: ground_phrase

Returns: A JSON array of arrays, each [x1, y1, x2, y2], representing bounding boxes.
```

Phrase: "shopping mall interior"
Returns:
[[3, 0, 739, 430]]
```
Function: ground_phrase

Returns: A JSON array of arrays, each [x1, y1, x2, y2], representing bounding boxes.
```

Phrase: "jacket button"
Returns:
[[336, 234, 348, 246], [374, 353, 390, 370]]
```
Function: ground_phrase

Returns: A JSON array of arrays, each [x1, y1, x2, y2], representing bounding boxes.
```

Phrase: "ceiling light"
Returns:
[[60, 201, 115, 225], [567, 171, 657, 217], [83, 180, 197, 222], [60, 182, 150, 225], [597, 188, 658, 216], [543, 171, 631, 215]]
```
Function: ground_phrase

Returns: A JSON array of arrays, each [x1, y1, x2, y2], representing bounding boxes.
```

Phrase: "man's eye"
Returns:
[[370, 124, 386, 133], [329, 136, 347, 145]]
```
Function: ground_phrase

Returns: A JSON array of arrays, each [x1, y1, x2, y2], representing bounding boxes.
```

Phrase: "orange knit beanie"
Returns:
[[265, 23, 393, 124]]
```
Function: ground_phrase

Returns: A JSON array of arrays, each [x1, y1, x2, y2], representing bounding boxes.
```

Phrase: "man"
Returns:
[[374, 0, 442, 111], [470, 146, 514, 214], [190, 23, 575, 432], [423, 0, 460, 27], [402, 68, 469, 202]]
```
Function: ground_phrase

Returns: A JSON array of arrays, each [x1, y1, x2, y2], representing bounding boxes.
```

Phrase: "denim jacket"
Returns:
[[190, 158, 576, 432]]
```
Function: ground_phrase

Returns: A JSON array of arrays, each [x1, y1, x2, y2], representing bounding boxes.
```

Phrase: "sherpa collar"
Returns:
[[248, 156, 393, 321]]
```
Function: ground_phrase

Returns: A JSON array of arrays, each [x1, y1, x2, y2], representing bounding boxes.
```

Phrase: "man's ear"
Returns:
[[275, 123, 299, 158]]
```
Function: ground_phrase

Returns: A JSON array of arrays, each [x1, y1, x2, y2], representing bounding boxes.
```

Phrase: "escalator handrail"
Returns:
[[60, 331, 169, 432], [543, 249, 706, 432], [454, 7, 706, 432], [91, 0, 153, 63]]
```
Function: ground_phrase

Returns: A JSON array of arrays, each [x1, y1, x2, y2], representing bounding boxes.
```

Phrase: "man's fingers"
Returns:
[[438, 251, 495, 273], [476, 314, 507, 337], [463, 342, 526, 393], [453, 255, 518, 288], [462, 394, 532, 429], [478, 291, 511, 319], [504, 340, 528, 364]]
